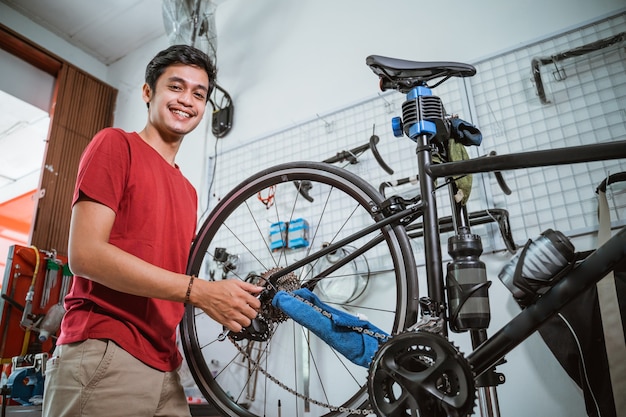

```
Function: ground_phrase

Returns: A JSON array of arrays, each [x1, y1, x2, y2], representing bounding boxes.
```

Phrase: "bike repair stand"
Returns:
[[398, 83, 505, 417]]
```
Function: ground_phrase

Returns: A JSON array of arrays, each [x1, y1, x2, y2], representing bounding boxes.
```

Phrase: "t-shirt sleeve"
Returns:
[[72, 128, 129, 213]]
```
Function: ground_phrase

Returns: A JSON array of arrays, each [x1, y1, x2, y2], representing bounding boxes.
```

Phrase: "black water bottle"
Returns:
[[446, 228, 491, 332]]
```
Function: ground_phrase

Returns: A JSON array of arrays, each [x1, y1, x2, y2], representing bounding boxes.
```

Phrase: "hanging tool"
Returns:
[[40, 256, 61, 308], [20, 246, 41, 331], [59, 263, 73, 304]]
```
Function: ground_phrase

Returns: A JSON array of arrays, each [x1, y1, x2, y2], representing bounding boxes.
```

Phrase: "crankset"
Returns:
[[368, 331, 476, 417]]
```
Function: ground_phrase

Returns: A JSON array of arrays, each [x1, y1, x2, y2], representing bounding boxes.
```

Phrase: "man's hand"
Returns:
[[191, 279, 263, 332]]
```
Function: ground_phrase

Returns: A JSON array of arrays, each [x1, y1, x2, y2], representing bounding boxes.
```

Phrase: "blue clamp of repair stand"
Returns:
[[391, 85, 441, 141]]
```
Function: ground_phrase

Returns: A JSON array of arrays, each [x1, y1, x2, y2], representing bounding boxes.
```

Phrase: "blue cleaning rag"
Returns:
[[271, 288, 389, 368], [450, 117, 483, 146]]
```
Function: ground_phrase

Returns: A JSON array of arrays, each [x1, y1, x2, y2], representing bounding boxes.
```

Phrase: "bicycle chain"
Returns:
[[229, 290, 388, 415]]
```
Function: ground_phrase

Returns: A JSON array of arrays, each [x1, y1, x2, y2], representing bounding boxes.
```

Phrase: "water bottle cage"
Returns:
[[448, 279, 493, 330]]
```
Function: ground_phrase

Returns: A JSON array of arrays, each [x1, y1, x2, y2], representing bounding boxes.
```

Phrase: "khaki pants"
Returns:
[[42, 339, 191, 417]]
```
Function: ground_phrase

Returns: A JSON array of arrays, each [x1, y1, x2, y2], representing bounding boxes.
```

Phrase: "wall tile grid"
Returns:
[[210, 12, 626, 265], [471, 12, 626, 250]]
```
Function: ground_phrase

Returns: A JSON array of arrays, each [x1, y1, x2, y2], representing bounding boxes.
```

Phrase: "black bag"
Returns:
[[537, 173, 626, 417]]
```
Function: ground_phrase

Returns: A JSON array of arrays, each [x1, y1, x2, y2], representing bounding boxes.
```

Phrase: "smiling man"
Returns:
[[42, 45, 262, 417]]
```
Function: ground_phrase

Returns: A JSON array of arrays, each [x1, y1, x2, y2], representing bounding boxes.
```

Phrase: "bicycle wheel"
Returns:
[[181, 161, 419, 417]]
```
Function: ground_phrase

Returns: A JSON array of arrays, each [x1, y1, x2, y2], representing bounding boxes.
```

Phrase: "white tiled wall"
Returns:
[[472, 12, 626, 249]]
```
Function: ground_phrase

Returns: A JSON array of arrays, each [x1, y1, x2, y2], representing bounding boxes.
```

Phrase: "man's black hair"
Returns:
[[144, 44, 217, 102]]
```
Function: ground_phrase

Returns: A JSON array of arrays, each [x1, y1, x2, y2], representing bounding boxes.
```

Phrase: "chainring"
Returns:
[[367, 331, 475, 417]]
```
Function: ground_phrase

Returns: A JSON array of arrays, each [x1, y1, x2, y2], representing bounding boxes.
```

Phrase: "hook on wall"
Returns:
[[550, 58, 567, 82], [315, 113, 334, 134], [377, 93, 395, 113]]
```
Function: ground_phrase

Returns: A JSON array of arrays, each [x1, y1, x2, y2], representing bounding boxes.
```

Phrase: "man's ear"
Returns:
[[142, 83, 152, 107]]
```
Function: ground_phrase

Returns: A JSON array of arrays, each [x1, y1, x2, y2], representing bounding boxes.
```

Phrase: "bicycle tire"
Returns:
[[181, 161, 419, 417]]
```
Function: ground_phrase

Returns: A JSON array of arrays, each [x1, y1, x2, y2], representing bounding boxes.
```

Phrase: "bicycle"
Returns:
[[179, 55, 626, 417]]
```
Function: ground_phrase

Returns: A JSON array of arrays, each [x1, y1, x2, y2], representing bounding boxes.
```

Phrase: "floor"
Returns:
[[2, 404, 220, 417], [3, 405, 41, 417]]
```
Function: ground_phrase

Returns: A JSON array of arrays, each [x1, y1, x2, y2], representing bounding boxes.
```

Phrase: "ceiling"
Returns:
[[1, 0, 167, 66]]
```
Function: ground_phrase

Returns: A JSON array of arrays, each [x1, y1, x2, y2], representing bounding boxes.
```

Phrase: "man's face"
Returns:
[[143, 63, 210, 140]]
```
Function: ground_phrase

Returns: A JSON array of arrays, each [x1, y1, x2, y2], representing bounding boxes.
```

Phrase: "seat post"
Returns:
[[398, 85, 448, 325]]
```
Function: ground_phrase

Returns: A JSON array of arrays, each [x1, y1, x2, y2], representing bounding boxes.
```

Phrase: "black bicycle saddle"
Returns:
[[366, 55, 476, 93]]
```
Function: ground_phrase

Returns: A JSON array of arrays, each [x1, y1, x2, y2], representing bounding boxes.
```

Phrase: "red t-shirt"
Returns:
[[58, 127, 198, 371]]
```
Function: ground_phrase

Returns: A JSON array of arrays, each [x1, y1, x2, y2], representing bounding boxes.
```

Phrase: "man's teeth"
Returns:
[[172, 109, 190, 118]]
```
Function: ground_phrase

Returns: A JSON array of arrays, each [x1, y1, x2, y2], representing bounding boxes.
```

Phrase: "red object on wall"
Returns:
[[0, 244, 69, 363]]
